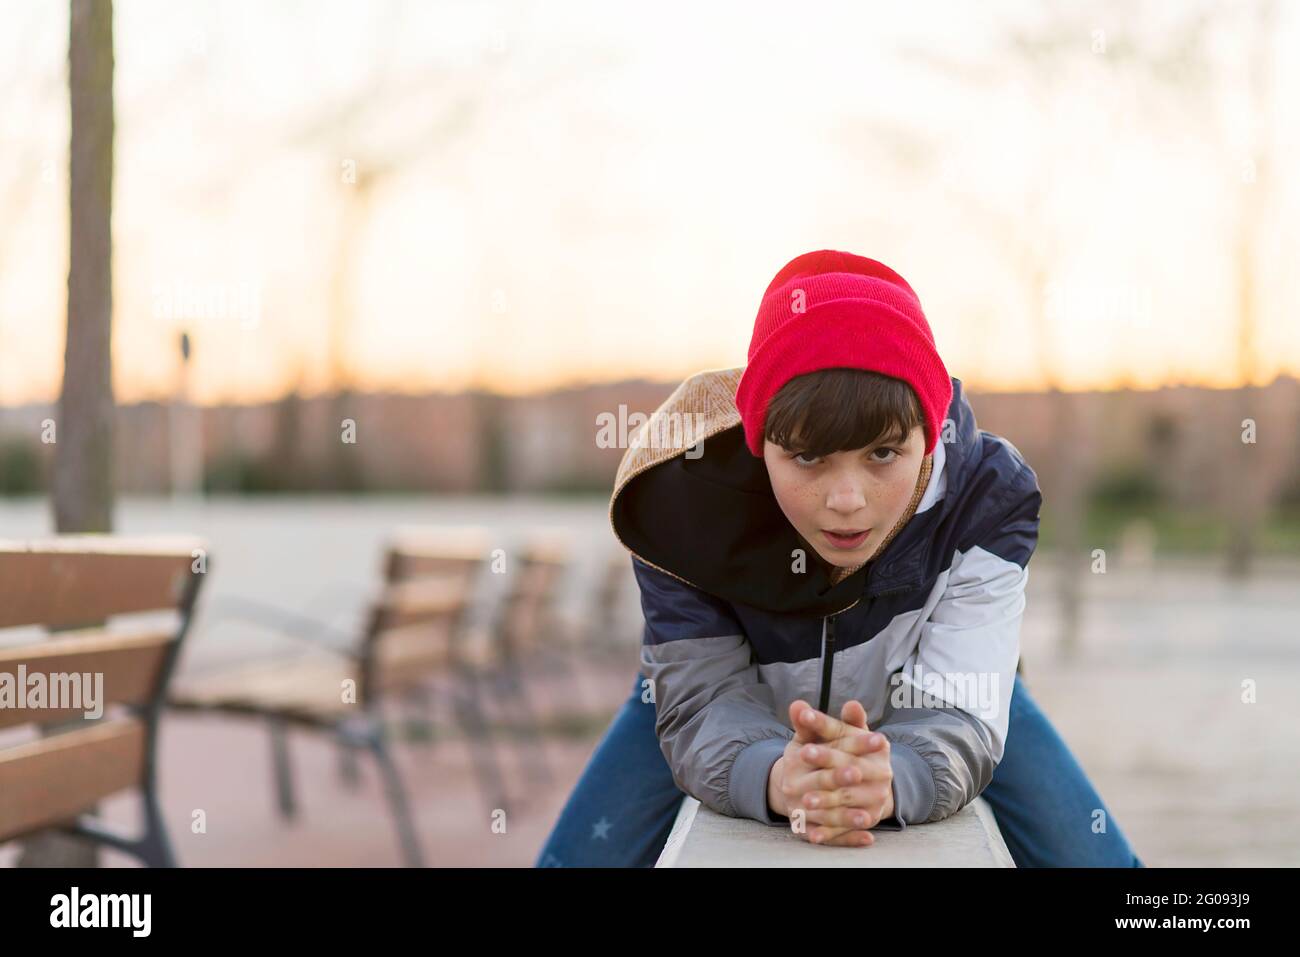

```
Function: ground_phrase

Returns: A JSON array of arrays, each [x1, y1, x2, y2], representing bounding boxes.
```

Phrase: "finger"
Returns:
[[794, 751, 892, 794], [793, 704, 854, 743], [796, 741, 859, 770], [788, 765, 861, 795], [790, 740, 886, 791], [806, 824, 874, 847], [827, 729, 890, 758], [802, 781, 893, 812], [790, 760, 891, 798], [805, 805, 883, 830], [840, 699, 870, 731], [788, 699, 821, 743], [822, 829, 875, 847]]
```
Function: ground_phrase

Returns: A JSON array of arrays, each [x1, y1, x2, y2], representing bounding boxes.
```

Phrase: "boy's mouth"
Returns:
[[822, 528, 871, 550]]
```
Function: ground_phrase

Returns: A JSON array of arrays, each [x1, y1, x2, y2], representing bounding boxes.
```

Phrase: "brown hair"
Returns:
[[763, 368, 924, 457]]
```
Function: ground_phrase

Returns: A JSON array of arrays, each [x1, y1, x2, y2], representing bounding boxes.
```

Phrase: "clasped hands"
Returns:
[[766, 698, 894, 847]]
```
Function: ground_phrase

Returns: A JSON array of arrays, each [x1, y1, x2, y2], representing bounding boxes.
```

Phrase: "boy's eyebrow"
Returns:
[[786, 434, 907, 454], [784, 424, 911, 451], [868, 429, 907, 448]]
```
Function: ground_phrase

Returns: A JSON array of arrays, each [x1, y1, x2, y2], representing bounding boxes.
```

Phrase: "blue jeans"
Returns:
[[536, 670, 1144, 867]]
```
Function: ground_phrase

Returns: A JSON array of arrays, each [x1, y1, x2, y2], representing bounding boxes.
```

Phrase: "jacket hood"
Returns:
[[609, 367, 981, 618]]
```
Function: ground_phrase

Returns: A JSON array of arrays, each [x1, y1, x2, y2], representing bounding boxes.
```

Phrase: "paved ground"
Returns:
[[1, 497, 1296, 867], [1016, 556, 1300, 867], [0, 652, 637, 869]]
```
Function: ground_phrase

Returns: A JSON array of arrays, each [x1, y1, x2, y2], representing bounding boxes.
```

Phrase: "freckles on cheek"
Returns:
[[883, 473, 918, 513], [774, 473, 816, 523], [787, 476, 819, 509]]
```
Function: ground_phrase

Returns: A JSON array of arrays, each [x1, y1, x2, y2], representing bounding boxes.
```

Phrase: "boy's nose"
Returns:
[[825, 484, 867, 513]]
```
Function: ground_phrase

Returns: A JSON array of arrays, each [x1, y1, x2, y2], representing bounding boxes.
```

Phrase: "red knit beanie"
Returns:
[[735, 250, 952, 458]]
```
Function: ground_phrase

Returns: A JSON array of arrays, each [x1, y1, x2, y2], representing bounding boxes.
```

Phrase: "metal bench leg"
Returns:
[[451, 669, 514, 817], [337, 737, 362, 788], [364, 728, 425, 867], [493, 656, 555, 793], [139, 790, 178, 868], [267, 715, 297, 820], [396, 685, 435, 745]]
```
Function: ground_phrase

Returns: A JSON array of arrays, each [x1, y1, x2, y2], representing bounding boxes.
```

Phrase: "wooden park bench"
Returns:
[[485, 539, 639, 726], [581, 549, 640, 663], [475, 536, 569, 789], [391, 533, 637, 805], [656, 795, 1014, 867], [166, 529, 634, 865], [0, 536, 207, 867], [382, 531, 625, 809], [166, 529, 493, 868]]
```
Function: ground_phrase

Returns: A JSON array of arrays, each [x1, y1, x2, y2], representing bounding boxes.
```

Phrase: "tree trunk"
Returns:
[[54, 0, 115, 535], [20, 0, 116, 869], [1223, 0, 1276, 581]]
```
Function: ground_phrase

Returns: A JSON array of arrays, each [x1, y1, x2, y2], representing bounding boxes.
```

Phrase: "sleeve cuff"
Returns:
[[729, 736, 791, 826], [879, 739, 935, 829]]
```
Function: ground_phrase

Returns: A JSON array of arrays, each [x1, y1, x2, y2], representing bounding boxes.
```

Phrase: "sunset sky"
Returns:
[[1, 0, 1297, 407]]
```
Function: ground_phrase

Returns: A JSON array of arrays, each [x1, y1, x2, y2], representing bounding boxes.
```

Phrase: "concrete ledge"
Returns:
[[656, 796, 1014, 867]]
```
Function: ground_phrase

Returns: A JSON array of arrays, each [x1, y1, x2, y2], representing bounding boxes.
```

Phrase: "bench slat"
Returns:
[[169, 653, 362, 719], [368, 619, 457, 692], [385, 530, 488, 582], [372, 578, 469, 631], [0, 718, 147, 842], [0, 541, 198, 629], [0, 629, 173, 730]]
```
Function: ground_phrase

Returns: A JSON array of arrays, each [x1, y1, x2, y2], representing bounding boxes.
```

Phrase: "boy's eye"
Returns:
[[791, 448, 899, 466]]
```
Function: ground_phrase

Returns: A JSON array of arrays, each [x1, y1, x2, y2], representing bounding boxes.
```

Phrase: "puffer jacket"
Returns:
[[609, 366, 1042, 830]]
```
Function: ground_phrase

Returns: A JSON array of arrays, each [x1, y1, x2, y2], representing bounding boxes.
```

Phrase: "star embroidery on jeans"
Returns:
[[591, 817, 612, 840]]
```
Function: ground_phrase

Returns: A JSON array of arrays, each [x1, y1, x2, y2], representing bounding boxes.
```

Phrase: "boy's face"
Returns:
[[763, 424, 926, 569]]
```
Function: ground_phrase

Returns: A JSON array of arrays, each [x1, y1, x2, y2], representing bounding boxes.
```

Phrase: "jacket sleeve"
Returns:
[[875, 463, 1042, 830], [632, 556, 794, 826]]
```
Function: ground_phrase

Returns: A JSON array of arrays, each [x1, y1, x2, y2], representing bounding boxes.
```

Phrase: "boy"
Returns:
[[537, 250, 1142, 864]]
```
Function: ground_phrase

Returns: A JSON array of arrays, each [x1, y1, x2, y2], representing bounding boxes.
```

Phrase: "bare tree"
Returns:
[[990, 2, 1285, 582], [1224, 0, 1279, 579], [901, 0, 1288, 655]]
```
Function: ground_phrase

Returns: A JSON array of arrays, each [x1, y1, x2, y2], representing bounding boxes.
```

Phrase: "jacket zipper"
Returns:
[[815, 581, 914, 714], [817, 614, 838, 713]]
